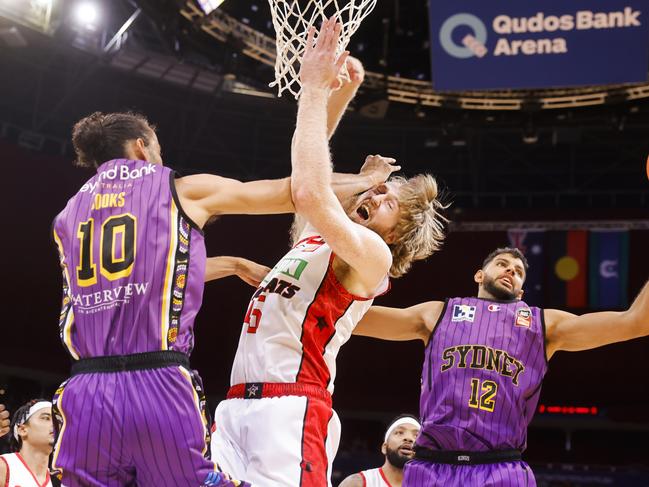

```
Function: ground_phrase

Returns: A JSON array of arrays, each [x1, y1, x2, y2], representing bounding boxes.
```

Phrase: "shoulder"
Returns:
[[544, 308, 578, 329], [0, 454, 9, 485], [339, 472, 365, 487], [420, 300, 446, 331]]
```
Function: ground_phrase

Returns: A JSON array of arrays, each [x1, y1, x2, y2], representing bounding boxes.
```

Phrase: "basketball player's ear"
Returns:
[[380, 442, 387, 456], [516, 288, 524, 300], [384, 230, 397, 245], [474, 269, 484, 285]]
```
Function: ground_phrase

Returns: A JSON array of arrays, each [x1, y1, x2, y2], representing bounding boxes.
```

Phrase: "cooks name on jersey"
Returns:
[[441, 344, 526, 386]]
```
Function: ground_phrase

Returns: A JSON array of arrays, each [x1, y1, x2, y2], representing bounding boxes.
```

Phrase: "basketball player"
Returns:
[[51, 91, 391, 486], [354, 247, 649, 486], [339, 415, 421, 487], [0, 399, 54, 486], [210, 18, 447, 487]]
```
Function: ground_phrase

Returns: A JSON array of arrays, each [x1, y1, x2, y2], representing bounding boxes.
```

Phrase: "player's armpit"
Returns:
[[175, 174, 294, 227], [354, 302, 441, 342], [338, 473, 365, 487]]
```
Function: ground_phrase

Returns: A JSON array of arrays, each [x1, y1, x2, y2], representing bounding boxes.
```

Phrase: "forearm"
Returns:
[[204, 256, 240, 282], [331, 172, 375, 202], [292, 87, 333, 205], [327, 84, 358, 138]]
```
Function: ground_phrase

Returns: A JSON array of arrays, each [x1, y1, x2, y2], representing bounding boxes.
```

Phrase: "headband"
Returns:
[[384, 417, 421, 442]]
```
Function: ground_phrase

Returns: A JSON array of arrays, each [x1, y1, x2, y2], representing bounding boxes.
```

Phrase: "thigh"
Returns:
[[211, 399, 247, 480], [125, 367, 224, 487], [52, 375, 135, 487], [243, 395, 333, 487]]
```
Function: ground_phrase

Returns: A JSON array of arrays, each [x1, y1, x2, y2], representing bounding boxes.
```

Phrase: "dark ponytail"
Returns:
[[71, 111, 154, 168]]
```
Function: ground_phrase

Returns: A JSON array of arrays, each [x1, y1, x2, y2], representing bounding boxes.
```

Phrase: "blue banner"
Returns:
[[429, 1, 649, 90], [589, 230, 629, 309], [507, 229, 545, 307]]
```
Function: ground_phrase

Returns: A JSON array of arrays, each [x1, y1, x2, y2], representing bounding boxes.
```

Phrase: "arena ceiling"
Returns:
[[0, 0, 647, 212]]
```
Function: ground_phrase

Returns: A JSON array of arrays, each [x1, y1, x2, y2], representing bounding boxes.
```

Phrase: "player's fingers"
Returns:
[[331, 22, 342, 52], [335, 51, 350, 75], [304, 26, 316, 54]]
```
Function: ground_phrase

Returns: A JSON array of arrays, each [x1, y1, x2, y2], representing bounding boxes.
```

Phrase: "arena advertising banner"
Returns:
[[428, 1, 649, 90]]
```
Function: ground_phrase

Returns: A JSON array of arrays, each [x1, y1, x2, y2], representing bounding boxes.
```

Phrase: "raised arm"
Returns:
[[326, 56, 364, 138], [354, 301, 444, 342], [204, 256, 270, 287], [545, 279, 649, 359], [175, 175, 293, 228], [292, 18, 392, 293]]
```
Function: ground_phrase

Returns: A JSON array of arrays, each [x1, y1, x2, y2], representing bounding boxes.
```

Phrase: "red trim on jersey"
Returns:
[[378, 467, 394, 487], [16, 453, 51, 487], [298, 397, 332, 487], [0, 456, 9, 487], [327, 254, 390, 301], [359, 471, 367, 487], [295, 261, 353, 387]]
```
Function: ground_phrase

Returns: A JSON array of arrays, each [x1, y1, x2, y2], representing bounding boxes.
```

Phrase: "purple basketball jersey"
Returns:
[[52, 159, 206, 358], [417, 297, 547, 452]]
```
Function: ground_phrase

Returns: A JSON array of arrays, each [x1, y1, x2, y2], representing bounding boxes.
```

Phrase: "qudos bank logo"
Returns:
[[439, 13, 488, 58]]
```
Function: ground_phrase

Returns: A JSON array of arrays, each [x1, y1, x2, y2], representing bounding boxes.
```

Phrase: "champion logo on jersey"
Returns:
[[202, 471, 224, 486], [487, 304, 501, 312], [452, 304, 476, 323], [515, 308, 532, 327]]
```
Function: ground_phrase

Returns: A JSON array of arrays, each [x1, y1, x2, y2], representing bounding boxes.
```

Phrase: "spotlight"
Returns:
[[197, 0, 227, 15], [74, 2, 99, 28]]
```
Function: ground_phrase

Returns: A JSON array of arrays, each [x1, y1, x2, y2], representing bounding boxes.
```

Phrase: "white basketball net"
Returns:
[[267, 0, 377, 98]]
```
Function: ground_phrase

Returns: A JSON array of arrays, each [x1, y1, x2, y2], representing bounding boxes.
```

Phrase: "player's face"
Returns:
[[348, 182, 401, 243], [479, 254, 526, 300], [20, 407, 54, 452], [382, 423, 419, 468]]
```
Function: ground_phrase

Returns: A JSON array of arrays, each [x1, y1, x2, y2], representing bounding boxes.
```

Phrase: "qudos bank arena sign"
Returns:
[[429, 1, 649, 90]]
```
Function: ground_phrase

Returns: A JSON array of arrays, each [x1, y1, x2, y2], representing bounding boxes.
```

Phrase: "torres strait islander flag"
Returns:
[[546, 231, 588, 308], [589, 230, 629, 309]]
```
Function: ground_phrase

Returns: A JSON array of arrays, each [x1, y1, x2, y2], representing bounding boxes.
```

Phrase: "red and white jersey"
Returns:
[[230, 230, 389, 394], [359, 467, 394, 487], [0, 453, 53, 487]]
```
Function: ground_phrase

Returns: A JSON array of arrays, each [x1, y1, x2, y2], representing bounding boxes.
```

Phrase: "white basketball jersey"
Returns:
[[0, 453, 53, 487], [230, 231, 388, 393], [360, 467, 394, 487]]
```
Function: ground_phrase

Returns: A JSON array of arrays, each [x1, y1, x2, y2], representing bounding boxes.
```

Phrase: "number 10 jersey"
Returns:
[[52, 159, 206, 359]]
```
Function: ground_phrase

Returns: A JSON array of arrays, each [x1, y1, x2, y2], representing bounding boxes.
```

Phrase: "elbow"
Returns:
[[292, 186, 322, 214]]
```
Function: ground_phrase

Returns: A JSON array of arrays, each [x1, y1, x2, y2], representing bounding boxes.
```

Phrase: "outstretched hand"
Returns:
[[330, 56, 365, 91], [360, 154, 401, 186], [300, 17, 349, 91]]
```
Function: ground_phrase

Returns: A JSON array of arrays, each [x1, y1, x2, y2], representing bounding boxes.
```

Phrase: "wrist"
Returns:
[[301, 85, 331, 98]]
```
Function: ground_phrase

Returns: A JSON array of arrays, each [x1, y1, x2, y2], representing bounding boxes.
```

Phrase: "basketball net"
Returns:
[[267, 0, 377, 98]]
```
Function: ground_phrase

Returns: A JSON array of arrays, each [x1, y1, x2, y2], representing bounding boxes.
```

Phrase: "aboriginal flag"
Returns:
[[546, 231, 588, 308]]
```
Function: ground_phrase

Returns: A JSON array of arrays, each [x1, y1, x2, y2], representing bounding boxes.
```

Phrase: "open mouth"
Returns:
[[356, 204, 370, 221], [399, 445, 414, 455], [499, 277, 513, 288]]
